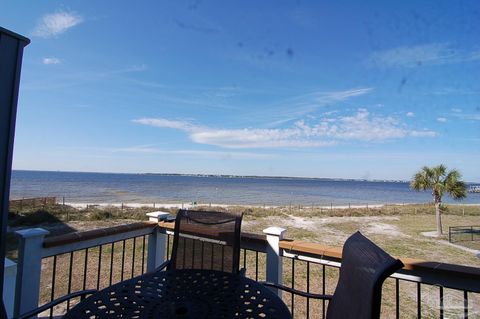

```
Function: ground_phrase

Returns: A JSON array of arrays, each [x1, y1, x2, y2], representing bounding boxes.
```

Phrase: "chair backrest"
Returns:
[[169, 209, 243, 274], [326, 231, 404, 319]]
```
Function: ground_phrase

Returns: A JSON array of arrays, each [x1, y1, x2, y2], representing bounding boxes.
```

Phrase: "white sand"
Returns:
[[365, 222, 408, 238], [64, 201, 384, 210]]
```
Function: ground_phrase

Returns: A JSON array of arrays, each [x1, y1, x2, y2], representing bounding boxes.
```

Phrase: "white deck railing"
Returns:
[[8, 212, 480, 318]]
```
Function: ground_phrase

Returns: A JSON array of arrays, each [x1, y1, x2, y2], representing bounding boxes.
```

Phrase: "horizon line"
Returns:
[[10, 168, 422, 184]]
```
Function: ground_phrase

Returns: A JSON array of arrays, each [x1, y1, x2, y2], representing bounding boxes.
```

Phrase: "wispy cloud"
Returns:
[[464, 114, 480, 121], [369, 43, 480, 68], [297, 88, 373, 106], [135, 119, 196, 131], [256, 87, 373, 126], [430, 88, 480, 96], [453, 113, 480, 121], [437, 117, 447, 123], [42, 57, 62, 65], [133, 109, 436, 149], [101, 64, 147, 76], [409, 130, 437, 137], [23, 63, 147, 91], [406, 112, 415, 117], [451, 107, 462, 113], [33, 11, 83, 38]]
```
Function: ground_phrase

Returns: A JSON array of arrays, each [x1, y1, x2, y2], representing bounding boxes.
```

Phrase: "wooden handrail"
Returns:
[[280, 239, 342, 259], [158, 220, 175, 230], [43, 221, 157, 248], [279, 239, 480, 281]]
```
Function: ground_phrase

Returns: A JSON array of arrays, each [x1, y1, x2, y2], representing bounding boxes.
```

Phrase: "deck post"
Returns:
[[14, 228, 49, 317], [147, 228, 167, 272], [4, 258, 17, 318], [146, 212, 170, 272], [263, 226, 287, 297]]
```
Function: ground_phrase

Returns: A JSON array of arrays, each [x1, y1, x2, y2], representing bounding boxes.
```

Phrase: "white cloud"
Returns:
[[133, 109, 436, 149], [33, 11, 83, 38], [369, 43, 480, 68], [189, 128, 336, 148], [451, 107, 462, 113], [133, 118, 195, 131], [437, 117, 447, 123], [406, 112, 415, 117], [42, 57, 62, 65]]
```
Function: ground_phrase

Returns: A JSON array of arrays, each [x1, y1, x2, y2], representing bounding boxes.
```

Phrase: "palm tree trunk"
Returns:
[[435, 201, 443, 237]]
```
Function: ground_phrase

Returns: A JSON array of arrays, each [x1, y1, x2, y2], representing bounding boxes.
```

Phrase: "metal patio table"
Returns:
[[63, 269, 291, 318]]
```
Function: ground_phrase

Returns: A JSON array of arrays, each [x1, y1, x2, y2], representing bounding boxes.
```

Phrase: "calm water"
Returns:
[[9, 170, 480, 205]]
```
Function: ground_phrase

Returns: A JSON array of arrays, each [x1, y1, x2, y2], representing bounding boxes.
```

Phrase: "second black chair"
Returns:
[[262, 231, 404, 319]]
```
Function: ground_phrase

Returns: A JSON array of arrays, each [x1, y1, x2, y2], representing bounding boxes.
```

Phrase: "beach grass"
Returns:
[[7, 202, 480, 260]]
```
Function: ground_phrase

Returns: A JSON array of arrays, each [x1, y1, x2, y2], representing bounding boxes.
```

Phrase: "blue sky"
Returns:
[[2, 1, 480, 181]]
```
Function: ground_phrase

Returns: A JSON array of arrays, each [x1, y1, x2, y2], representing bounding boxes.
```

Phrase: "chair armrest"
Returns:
[[16, 289, 97, 319], [260, 281, 333, 300], [154, 260, 171, 272], [238, 268, 246, 277]]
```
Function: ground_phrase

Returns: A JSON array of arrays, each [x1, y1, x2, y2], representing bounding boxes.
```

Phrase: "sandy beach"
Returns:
[[64, 201, 386, 210]]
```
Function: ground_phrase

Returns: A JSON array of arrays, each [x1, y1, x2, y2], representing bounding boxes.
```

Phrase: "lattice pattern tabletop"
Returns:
[[64, 269, 291, 318]]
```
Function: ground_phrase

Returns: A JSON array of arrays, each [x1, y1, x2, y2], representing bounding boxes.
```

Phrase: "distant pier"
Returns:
[[468, 185, 480, 193]]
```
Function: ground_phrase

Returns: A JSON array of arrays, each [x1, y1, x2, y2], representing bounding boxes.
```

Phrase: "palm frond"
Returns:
[[444, 169, 461, 187], [432, 164, 446, 182], [450, 182, 467, 199], [410, 170, 431, 190]]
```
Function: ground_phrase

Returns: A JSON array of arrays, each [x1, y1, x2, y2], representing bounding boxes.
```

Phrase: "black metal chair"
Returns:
[[156, 209, 244, 274], [262, 231, 404, 319], [14, 289, 97, 319]]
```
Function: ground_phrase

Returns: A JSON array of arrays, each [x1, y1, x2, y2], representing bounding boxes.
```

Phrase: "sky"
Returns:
[[1, 1, 480, 181]]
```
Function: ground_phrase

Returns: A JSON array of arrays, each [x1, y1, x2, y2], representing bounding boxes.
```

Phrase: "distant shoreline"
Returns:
[[12, 169, 412, 183], [13, 169, 480, 184]]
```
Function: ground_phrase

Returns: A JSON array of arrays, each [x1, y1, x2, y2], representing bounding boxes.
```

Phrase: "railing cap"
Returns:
[[263, 227, 287, 237], [43, 222, 156, 248], [158, 221, 175, 229], [15, 228, 49, 238], [280, 239, 342, 259], [146, 211, 170, 217], [146, 211, 171, 222]]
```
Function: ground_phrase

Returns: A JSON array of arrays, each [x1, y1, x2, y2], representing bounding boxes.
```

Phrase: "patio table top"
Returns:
[[63, 269, 291, 318]]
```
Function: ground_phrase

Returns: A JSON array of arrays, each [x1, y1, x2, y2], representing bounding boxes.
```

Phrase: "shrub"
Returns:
[[9, 209, 61, 227]]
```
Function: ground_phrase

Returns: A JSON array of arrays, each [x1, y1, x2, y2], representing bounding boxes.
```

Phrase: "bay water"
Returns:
[[9, 170, 480, 206]]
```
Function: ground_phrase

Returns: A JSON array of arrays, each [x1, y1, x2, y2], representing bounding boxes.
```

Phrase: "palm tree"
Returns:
[[410, 165, 467, 237]]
